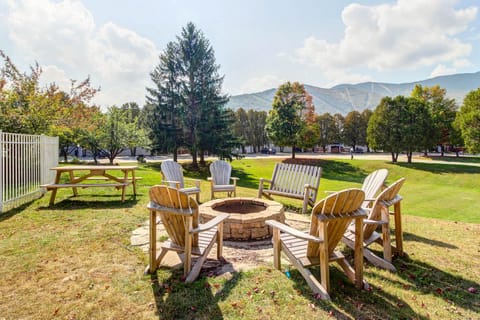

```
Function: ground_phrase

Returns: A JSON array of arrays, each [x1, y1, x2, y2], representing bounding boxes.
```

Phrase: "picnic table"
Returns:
[[41, 165, 139, 205]]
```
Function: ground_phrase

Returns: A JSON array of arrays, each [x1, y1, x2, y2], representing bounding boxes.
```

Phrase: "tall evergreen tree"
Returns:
[[147, 22, 230, 167], [145, 42, 183, 161]]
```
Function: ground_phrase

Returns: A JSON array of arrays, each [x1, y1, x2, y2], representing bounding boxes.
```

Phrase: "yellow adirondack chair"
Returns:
[[161, 160, 201, 202], [342, 178, 405, 271], [361, 169, 388, 207], [208, 160, 239, 199], [146, 185, 229, 282], [266, 189, 368, 300]]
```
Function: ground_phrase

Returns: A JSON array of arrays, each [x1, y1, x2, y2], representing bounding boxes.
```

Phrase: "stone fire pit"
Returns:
[[200, 197, 285, 241]]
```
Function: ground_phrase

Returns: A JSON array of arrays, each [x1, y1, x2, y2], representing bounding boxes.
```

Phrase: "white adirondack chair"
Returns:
[[208, 160, 239, 199], [160, 160, 201, 202]]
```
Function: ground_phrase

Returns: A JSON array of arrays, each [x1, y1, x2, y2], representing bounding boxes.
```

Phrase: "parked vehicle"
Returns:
[[260, 147, 276, 154]]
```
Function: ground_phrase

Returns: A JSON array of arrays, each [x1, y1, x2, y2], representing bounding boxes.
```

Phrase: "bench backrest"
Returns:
[[270, 163, 322, 199]]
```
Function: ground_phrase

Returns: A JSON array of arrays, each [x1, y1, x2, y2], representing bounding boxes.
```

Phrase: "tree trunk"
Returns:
[[130, 147, 137, 156], [200, 150, 205, 166], [407, 151, 413, 163], [173, 147, 178, 162], [440, 145, 445, 157], [423, 149, 428, 157], [191, 151, 198, 168], [241, 145, 246, 154], [292, 145, 296, 159], [391, 152, 397, 163]]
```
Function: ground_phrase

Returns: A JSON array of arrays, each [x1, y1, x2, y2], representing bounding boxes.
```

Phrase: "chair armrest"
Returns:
[[231, 177, 239, 186], [304, 184, 317, 191], [364, 219, 388, 225], [192, 213, 229, 233], [259, 178, 272, 185], [207, 177, 212, 181], [265, 220, 323, 243]]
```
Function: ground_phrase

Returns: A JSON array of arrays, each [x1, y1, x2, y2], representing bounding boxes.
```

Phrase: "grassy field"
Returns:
[[0, 157, 479, 319]]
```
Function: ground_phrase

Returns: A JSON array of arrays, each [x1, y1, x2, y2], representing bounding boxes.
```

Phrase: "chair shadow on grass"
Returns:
[[403, 231, 458, 249], [370, 255, 480, 315], [149, 265, 243, 320], [227, 158, 370, 190]]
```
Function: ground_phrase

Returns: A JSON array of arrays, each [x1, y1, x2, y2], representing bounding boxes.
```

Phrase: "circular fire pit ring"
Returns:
[[200, 197, 285, 241]]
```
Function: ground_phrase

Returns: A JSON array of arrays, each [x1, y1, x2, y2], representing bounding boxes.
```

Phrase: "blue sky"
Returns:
[[1, 0, 479, 109]]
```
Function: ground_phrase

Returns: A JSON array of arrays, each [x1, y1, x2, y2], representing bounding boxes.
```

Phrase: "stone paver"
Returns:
[[131, 212, 310, 273]]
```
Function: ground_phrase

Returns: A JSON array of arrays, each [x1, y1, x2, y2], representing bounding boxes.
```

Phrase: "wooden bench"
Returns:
[[74, 177, 142, 182], [257, 163, 322, 214]]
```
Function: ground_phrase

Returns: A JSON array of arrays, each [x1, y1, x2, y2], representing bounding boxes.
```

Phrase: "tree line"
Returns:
[[2, 22, 480, 166]]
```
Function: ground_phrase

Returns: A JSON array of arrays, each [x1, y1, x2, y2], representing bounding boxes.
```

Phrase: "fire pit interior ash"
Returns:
[[213, 201, 266, 214], [200, 198, 285, 241]]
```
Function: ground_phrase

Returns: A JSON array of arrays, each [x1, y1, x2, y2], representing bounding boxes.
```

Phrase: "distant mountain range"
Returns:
[[226, 71, 480, 115]]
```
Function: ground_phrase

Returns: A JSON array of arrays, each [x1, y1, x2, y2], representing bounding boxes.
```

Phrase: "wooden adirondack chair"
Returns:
[[258, 163, 322, 214], [325, 169, 388, 207], [266, 189, 368, 300], [161, 160, 201, 202], [146, 185, 229, 282], [361, 169, 388, 207], [208, 160, 239, 199], [342, 178, 405, 272]]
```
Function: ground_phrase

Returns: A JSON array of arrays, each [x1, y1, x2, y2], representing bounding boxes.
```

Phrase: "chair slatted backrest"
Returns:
[[210, 160, 232, 185], [362, 169, 388, 200], [149, 185, 199, 247], [161, 160, 185, 188], [307, 189, 365, 257], [271, 163, 322, 197], [363, 178, 406, 239]]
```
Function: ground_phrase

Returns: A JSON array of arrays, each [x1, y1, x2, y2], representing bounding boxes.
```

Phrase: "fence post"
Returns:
[[0, 130, 3, 213]]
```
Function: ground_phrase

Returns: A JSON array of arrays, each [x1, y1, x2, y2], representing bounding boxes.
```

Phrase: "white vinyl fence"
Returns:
[[0, 132, 58, 213]]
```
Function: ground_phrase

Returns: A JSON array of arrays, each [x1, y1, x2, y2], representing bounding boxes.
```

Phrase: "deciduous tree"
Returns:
[[411, 84, 457, 156], [266, 82, 307, 159], [455, 88, 480, 154]]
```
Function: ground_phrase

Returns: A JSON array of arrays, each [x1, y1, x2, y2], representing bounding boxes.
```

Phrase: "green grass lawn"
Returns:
[[0, 157, 478, 319]]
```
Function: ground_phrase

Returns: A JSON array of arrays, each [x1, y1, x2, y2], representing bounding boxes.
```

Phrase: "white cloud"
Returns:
[[4, 0, 159, 108], [430, 64, 457, 78], [40, 64, 71, 90], [237, 74, 286, 94], [294, 0, 478, 83]]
